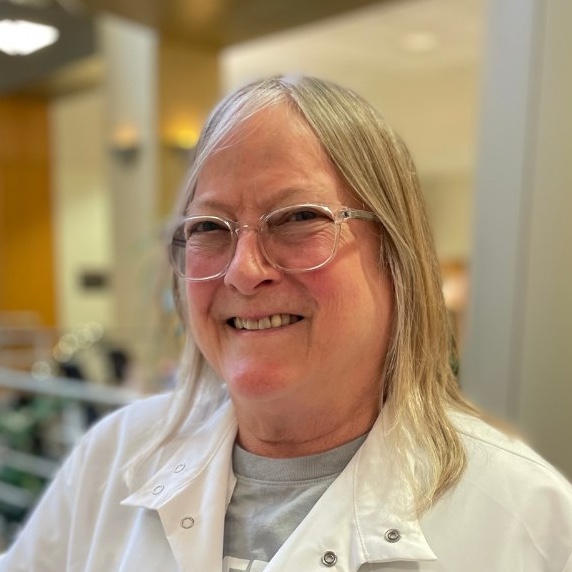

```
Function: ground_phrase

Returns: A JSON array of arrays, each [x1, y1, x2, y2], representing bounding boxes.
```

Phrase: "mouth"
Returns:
[[227, 314, 303, 331]]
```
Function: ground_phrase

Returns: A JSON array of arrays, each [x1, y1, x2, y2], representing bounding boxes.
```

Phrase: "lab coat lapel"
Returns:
[[264, 414, 437, 571], [122, 401, 238, 570]]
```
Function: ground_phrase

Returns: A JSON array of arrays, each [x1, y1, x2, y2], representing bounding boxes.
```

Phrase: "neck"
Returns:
[[231, 394, 380, 458]]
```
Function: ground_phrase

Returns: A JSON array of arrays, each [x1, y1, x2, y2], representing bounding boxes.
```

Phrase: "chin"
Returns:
[[224, 364, 295, 402]]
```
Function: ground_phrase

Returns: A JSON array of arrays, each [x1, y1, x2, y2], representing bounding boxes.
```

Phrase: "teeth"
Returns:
[[233, 314, 298, 330], [259, 317, 271, 330]]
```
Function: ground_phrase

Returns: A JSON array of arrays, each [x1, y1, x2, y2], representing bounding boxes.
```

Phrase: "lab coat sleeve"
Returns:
[[0, 434, 89, 572]]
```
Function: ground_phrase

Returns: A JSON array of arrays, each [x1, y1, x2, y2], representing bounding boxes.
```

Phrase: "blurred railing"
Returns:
[[0, 367, 140, 551], [0, 367, 139, 407]]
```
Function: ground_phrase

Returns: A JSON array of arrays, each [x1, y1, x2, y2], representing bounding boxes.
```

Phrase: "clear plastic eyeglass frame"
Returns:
[[169, 203, 379, 282]]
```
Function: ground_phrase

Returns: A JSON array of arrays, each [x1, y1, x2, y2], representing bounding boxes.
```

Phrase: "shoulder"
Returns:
[[453, 415, 572, 564], [87, 391, 172, 440], [76, 391, 234, 488], [0, 393, 175, 569], [52, 392, 177, 493], [79, 392, 173, 458], [429, 411, 572, 568], [451, 411, 572, 493]]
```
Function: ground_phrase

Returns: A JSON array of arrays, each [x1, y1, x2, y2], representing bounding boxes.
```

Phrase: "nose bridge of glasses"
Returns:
[[229, 222, 271, 268], [233, 222, 261, 237]]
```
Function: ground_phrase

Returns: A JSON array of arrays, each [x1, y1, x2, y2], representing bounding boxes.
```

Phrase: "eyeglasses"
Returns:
[[169, 203, 378, 282]]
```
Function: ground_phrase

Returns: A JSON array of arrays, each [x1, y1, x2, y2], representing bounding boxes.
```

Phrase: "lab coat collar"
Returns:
[[348, 414, 437, 565], [265, 413, 436, 570], [122, 402, 436, 567], [121, 401, 239, 571], [122, 400, 238, 510]]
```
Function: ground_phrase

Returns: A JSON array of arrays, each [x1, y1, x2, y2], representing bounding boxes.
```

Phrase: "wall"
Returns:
[[158, 41, 220, 218], [421, 171, 474, 261], [463, 0, 572, 477], [50, 88, 113, 331], [516, 0, 572, 475], [0, 96, 56, 327]]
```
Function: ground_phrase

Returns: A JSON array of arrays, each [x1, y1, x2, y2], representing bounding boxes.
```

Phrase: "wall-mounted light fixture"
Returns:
[[110, 125, 141, 163], [163, 127, 199, 161], [0, 19, 59, 55]]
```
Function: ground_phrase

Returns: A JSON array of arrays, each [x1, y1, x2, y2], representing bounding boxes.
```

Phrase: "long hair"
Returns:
[[132, 75, 479, 512]]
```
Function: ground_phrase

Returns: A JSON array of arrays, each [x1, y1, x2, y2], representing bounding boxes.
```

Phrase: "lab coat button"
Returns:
[[181, 516, 195, 529], [174, 463, 185, 473], [384, 529, 401, 543], [152, 485, 164, 495], [321, 551, 337, 566]]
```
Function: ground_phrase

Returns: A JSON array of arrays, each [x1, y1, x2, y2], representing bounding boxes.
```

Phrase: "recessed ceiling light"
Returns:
[[402, 32, 437, 54], [0, 19, 59, 56]]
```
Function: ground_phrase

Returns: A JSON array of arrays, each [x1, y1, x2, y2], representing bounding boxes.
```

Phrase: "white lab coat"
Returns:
[[1, 392, 571, 571]]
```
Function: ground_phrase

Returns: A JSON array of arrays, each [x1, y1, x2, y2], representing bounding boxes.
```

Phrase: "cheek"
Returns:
[[304, 267, 370, 336], [310, 254, 393, 342], [185, 283, 217, 337]]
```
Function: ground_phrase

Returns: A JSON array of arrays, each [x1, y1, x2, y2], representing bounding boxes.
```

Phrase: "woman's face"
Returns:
[[185, 104, 394, 418]]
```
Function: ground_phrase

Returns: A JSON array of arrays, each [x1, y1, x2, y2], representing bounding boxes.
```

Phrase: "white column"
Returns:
[[98, 15, 159, 385], [463, 0, 572, 477]]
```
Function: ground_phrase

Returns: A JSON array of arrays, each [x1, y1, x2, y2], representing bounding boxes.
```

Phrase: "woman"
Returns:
[[2, 76, 571, 571]]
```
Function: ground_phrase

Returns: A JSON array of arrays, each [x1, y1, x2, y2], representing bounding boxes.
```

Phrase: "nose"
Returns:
[[223, 229, 282, 294]]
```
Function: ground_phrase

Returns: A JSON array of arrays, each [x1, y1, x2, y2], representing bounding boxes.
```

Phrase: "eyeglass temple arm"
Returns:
[[340, 209, 378, 222]]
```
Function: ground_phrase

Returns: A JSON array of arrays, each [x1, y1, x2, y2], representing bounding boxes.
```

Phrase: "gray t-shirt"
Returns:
[[223, 434, 366, 571]]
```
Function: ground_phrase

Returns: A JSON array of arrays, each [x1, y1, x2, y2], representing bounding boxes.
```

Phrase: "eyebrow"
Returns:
[[187, 185, 333, 215]]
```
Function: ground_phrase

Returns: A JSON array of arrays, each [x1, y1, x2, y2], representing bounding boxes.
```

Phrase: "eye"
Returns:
[[290, 209, 319, 222], [270, 206, 332, 227], [184, 218, 228, 238]]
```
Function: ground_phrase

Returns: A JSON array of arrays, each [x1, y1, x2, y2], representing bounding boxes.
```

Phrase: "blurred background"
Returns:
[[0, 0, 570, 549]]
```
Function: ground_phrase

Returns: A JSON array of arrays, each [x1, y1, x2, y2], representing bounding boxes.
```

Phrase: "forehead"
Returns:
[[188, 104, 355, 214]]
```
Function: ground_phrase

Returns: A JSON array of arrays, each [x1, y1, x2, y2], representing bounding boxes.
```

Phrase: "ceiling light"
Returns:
[[0, 20, 59, 56]]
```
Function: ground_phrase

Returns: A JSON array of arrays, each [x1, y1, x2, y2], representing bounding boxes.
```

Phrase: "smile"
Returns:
[[230, 314, 302, 330]]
